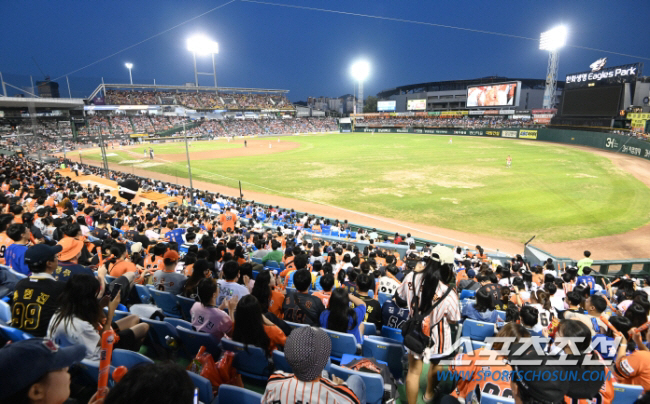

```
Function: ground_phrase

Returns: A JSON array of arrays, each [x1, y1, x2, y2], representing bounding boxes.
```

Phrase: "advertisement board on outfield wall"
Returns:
[[502, 130, 518, 138], [485, 130, 500, 136], [519, 130, 538, 139], [407, 99, 427, 110]]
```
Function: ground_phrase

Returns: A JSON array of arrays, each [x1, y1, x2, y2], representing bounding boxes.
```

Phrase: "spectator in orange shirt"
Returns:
[[0, 214, 15, 265], [218, 208, 237, 233], [232, 295, 287, 355], [106, 244, 138, 277], [312, 273, 335, 307]]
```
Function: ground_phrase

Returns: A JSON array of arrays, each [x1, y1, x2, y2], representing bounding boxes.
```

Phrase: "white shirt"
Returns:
[[145, 229, 161, 240], [47, 315, 101, 360], [216, 280, 250, 306]]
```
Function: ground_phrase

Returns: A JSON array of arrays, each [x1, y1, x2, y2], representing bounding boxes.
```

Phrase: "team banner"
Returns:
[[519, 130, 538, 139], [502, 130, 518, 138]]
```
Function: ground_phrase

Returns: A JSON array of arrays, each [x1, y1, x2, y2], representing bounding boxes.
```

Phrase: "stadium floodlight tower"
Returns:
[[125, 63, 133, 85], [539, 25, 567, 109], [186, 35, 219, 89], [350, 60, 370, 114]]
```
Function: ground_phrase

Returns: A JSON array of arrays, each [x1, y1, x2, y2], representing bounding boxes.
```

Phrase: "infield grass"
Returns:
[[83, 133, 650, 243]]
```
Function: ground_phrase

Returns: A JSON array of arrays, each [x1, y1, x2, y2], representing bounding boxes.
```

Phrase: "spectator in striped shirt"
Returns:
[[262, 326, 364, 404]]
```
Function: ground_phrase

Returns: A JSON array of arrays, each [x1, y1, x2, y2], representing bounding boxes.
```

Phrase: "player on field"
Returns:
[[506, 155, 512, 168]]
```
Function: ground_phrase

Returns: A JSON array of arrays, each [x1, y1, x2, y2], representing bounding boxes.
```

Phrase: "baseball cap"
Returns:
[[0, 338, 85, 400], [507, 343, 576, 404], [163, 250, 179, 262], [467, 269, 476, 278], [24, 244, 63, 267], [284, 326, 331, 381], [130, 242, 143, 254], [58, 237, 84, 261]]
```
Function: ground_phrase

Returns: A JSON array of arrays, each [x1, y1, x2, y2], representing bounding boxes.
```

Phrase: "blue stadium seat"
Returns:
[[349, 232, 357, 239], [176, 325, 222, 359], [495, 310, 506, 321], [329, 364, 384, 404], [214, 384, 263, 404], [0, 324, 32, 342], [251, 257, 263, 265], [104, 275, 117, 284], [220, 339, 271, 382], [111, 348, 154, 369], [362, 322, 377, 336], [149, 289, 182, 318], [265, 261, 280, 269], [139, 318, 180, 356], [612, 382, 644, 404], [252, 270, 259, 280], [324, 329, 358, 362], [272, 350, 293, 373], [164, 317, 192, 330], [459, 289, 476, 300], [480, 392, 515, 404], [363, 336, 404, 380], [285, 320, 308, 329], [378, 293, 391, 307], [330, 231, 340, 237], [458, 338, 487, 354], [0, 300, 11, 324], [187, 371, 214, 404], [176, 295, 196, 321], [381, 326, 404, 343], [460, 319, 496, 342]]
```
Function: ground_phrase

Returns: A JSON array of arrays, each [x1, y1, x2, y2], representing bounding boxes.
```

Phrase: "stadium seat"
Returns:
[[495, 310, 506, 321], [139, 318, 180, 356], [480, 392, 515, 404], [111, 348, 154, 369], [285, 320, 308, 329], [381, 326, 404, 343], [164, 317, 192, 330], [149, 289, 182, 318], [265, 261, 280, 269], [176, 325, 222, 359], [363, 336, 404, 380], [331, 231, 340, 237], [0, 324, 32, 342], [104, 275, 117, 284], [324, 329, 358, 362], [0, 300, 10, 324], [378, 293, 391, 307], [460, 289, 476, 300], [362, 322, 377, 336], [329, 364, 384, 404], [591, 334, 617, 360], [251, 257, 263, 265], [176, 295, 196, 321], [214, 384, 263, 404], [612, 383, 643, 404], [252, 270, 259, 279], [134, 284, 152, 304], [220, 338, 271, 382], [460, 319, 496, 341], [458, 338, 487, 353], [272, 350, 293, 373], [187, 371, 214, 404]]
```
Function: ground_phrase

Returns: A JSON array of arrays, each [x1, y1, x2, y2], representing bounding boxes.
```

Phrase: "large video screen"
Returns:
[[467, 82, 520, 107], [407, 99, 426, 110], [561, 85, 622, 117], [377, 100, 396, 112]]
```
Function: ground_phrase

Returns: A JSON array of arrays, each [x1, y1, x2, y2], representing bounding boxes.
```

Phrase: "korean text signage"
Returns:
[[565, 63, 640, 88], [519, 130, 538, 139], [502, 130, 518, 138], [485, 130, 500, 136]]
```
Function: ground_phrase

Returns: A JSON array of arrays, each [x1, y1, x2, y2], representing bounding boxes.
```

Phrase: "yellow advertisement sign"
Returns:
[[628, 113, 650, 120], [519, 130, 538, 139], [440, 110, 469, 116], [130, 133, 148, 138]]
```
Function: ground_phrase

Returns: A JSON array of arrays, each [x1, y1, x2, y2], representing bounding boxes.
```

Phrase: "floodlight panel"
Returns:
[[539, 26, 567, 51], [125, 63, 133, 69], [187, 35, 219, 55], [351, 60, 370, 81]]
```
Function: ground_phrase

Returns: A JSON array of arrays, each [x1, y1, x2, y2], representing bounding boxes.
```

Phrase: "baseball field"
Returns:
[[78, 133, 650, 247]]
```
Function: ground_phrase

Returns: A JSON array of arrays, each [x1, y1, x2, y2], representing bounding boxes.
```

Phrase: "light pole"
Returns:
[[539, 26, 567, 109], [125, 63, 133, 85], [183, 122, 194, 204], [186, 35, 219, 90], [350, 60, 370, 114]]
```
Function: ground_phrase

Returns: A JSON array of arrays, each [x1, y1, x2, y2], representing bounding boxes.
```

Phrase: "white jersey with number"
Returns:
[[529, 303, 556, 333]]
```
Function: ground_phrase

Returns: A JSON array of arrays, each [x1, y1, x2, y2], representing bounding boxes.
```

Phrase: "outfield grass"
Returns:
[[83, 133, 650, 242]]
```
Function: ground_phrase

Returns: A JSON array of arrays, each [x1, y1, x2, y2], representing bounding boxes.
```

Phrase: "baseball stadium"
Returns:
[[2, 1, 650, 404]]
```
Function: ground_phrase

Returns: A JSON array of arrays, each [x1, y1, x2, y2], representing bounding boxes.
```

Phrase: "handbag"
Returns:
[[401, 279, 453, 356]]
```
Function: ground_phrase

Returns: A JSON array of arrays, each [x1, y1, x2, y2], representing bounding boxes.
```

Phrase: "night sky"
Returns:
[[2, 0, 649, 101]]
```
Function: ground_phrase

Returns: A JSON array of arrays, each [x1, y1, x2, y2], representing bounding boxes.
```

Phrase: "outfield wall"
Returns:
[[354, 127, 650, 161]]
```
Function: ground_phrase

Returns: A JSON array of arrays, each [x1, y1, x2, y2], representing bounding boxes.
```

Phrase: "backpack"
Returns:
[[344, 357, 398, 402]]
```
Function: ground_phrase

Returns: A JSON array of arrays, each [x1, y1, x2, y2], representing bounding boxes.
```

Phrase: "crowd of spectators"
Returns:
[[360, 116, 539, 128], [0, 154, 647, 404]]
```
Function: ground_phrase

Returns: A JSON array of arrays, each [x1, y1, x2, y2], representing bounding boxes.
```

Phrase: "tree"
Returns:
[[363, 96, 378, 113]]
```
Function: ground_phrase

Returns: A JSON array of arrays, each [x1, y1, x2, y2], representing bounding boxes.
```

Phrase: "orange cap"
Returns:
[[163, 250, 179, 262], [58, 237, 84, 261]]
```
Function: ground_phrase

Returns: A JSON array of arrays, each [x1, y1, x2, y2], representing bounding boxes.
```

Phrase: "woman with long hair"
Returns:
[[529, 290, 555, 332], [181, 260, 212, 298], [397, 257, 460, 404], [251, 270, 285, 319], [190, 277, 235, 341], [319, 288, 367, 343], [232, 295, 286, 357], [47, 274, 149, 360]]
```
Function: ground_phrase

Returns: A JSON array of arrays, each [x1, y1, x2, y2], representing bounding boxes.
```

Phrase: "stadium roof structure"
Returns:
[[377, 76, 565, 98], [0, 96, 85, 109], [88, 83, 289, 102]]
